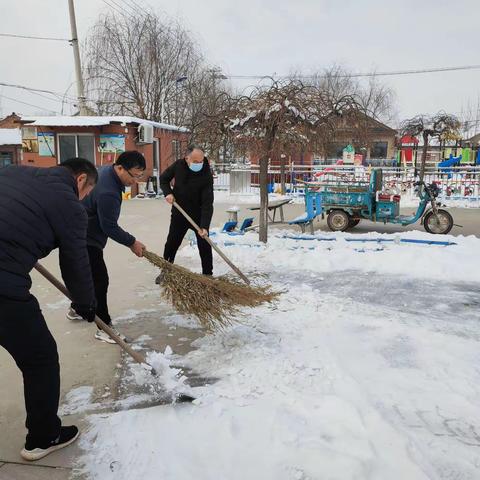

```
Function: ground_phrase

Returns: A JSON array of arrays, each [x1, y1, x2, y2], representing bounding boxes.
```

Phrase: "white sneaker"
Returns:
[[94, 328, 128, 344], [66, 308, 83, 321], [20, 425, 79, 461]]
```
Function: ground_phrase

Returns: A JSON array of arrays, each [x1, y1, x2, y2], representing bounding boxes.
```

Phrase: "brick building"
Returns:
[[0, 114, 189, 191], [0, 128, 22, 167], [249, 114, 397, 167]]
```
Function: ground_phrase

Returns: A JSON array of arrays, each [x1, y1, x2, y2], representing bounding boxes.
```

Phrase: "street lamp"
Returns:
[[175, 76, 188, 126], [160, 76, 188, 124]]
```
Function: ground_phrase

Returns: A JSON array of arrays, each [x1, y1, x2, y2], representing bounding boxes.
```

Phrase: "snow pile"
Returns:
[[78, 232, 480, 480], [198, 229, 480, 284], [126, 347, 189, 395]]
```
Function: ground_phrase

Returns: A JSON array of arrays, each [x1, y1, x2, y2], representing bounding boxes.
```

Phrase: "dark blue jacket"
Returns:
[[0, 165, 95, 304], [82, 165, 135, 249], [160, 158, 214, 229]]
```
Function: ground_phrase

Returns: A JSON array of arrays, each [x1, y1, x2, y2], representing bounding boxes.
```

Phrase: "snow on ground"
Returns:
[[77, 231, 480, 480]]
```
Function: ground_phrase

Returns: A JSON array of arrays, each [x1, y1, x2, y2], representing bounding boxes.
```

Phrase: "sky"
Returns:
[[1, 0, 479, 127]]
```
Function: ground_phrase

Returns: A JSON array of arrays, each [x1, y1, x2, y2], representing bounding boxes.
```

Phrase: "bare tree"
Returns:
[[83, 11, 226, 131], [400, 113, 461, 181], [297, 66, 397, 159]]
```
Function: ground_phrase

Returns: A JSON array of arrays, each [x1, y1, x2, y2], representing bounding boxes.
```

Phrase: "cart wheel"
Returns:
[[348, 218, 360, 229], [327, 210, 350, 232], [423, 209, 453, 235]]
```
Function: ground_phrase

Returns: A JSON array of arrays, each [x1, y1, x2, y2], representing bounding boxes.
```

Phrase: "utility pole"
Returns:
[[68, 0, 87, 115]]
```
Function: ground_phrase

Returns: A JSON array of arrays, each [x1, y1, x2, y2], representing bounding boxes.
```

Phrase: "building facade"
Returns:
[[0, 114, 190, 191], [0, 128, 22, 167]]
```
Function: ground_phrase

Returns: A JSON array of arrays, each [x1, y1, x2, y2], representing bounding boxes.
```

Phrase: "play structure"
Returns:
[[289, 169, 454, 235], [439, 150, 480, 173]]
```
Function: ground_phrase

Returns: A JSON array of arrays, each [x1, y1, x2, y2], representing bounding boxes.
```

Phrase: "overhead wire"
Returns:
[[225, 64, 480, 80], [0, 33, 70, 42], [0, 94, 61, 114], [99, 0, 129, 18]]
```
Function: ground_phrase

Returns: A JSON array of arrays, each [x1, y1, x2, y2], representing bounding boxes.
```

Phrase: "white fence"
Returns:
[[212, 163, 480, 206]]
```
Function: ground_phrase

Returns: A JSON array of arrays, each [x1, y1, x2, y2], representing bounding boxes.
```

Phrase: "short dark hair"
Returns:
[[61, 158, 98, 184], [115, 151, 146, 170], [186, 144, 204, 155]]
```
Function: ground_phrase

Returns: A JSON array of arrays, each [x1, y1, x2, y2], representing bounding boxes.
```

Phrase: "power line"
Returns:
[[128, 0, 148, 14], [115, 0, 145, 17], [226, 64, 480, 80], [0, 81, 118, 106], [0, 94, 61, 114], [100, 0, 133, 18], [0, 32, 70, 42], [0, 82, 76, 102]]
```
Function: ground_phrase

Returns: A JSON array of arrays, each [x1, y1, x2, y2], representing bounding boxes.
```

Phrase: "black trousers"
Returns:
[[0, 294, 61, 443], [164, 211, 213, 275], [87, 246, 112, 326]]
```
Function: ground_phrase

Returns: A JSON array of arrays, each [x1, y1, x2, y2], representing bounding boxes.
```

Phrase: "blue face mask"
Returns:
[[189, 162, 203, 172]]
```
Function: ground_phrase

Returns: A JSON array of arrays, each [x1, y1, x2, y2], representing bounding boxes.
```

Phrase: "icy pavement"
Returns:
[[75, 231, 480, 480]]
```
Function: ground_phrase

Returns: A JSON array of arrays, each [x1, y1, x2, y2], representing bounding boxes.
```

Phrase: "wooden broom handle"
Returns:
[[34, 263, 151, 368], [172, 201, 251, 285]]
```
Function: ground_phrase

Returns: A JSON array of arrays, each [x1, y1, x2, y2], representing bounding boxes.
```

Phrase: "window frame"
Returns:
[[57, 133, 96, 164]]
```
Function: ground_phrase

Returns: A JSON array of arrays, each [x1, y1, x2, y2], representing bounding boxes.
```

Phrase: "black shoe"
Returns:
[[21, 425, 80, 461]]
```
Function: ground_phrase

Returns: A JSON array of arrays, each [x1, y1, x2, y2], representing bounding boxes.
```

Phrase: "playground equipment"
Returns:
[[290, 169, 454, 235]]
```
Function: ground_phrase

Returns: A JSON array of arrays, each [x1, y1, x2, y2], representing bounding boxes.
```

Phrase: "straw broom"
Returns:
[[143, 250, 278, 331]]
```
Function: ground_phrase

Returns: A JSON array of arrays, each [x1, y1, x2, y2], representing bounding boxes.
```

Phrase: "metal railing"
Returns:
[[212, 163, 480, 205]]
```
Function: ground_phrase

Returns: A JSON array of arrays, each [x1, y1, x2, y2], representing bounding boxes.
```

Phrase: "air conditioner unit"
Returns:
[[137, 123, 154, 144]]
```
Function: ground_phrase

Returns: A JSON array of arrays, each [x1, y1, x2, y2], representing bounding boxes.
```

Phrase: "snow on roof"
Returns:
[[0, 128, 22, 145], [20, 115, 189, 133]]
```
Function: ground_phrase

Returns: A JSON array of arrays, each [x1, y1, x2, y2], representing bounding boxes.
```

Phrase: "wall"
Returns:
[[0, 145, 22, 165]]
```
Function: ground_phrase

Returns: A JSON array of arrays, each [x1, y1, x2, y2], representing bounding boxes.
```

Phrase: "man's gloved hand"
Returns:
[[72, 302, 97, 322]]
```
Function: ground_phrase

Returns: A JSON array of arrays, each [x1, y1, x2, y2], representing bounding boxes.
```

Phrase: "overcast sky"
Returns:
[[1, 0, 479, 125]]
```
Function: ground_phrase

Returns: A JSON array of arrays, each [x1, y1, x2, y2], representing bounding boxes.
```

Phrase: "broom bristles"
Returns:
[[143, 250, 278, 331]]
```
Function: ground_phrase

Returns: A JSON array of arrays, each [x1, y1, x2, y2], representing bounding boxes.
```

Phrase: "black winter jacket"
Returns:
[[0, 165, 95, 304], [160, 158, 214, 229], [82, 166, 135, 249]]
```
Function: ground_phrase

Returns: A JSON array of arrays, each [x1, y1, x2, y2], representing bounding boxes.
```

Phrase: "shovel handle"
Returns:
[[172, 201, 250, 285], [34, 263, 151, 369]]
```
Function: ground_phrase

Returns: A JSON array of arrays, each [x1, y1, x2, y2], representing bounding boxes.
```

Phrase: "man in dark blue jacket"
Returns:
[[0, 158, 98, 461], [68, 151, 147, 343]]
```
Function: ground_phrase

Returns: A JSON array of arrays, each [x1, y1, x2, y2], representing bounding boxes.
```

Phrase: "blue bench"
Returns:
[[221, 217, 254, 236], [289, 192, 322, 234]]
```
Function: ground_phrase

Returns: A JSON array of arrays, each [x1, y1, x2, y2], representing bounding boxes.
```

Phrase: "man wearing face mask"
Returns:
[[0, 158, 97, 461], [160, 146, 214, 276]]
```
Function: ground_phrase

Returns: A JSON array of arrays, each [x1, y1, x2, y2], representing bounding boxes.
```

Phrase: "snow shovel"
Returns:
[[34, 262, 157, 375], [172, 201, 251, 285]]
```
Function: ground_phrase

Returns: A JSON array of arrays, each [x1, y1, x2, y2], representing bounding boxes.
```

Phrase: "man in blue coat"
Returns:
[[67, 151, 147, 343], [0, 158, 98, 461]]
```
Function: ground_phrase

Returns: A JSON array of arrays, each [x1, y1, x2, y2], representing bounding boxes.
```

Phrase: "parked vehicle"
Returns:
[[291, 169, 454, 235]]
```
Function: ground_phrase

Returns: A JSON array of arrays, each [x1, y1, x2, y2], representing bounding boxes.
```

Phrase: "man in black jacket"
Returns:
[[68, 151, 147, 343], [0, 158, 98, 461], [160, 146, 214, 275]]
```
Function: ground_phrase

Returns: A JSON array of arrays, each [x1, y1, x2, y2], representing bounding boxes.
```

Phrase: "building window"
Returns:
[[58, 134, 95, 164], [0, 151, 13, 168], [372, 141, 388, 159], [171, 139, 182, 163], [326, 143, 348, 159]]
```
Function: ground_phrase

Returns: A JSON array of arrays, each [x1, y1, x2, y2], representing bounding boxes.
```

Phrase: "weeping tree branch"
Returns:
[[199, 79, 360, 242], [400, 113, 461, 181]]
